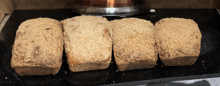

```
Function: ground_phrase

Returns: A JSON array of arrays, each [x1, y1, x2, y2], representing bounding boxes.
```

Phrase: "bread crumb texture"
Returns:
[[111, 18, 158, 71], [61, 15, 112, 72], [11, 18, 63, 68], [154, 18, 202, 64]]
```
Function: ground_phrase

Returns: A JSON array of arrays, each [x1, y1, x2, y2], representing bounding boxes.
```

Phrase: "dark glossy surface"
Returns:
[[0, 9, 220, 86]]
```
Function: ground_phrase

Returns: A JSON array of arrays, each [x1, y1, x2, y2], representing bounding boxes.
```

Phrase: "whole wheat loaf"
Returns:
[[61, 15, 112, 72], [111, 18, 158, 71], [11, 18, 63, 75], [154, 18, 202, 66]]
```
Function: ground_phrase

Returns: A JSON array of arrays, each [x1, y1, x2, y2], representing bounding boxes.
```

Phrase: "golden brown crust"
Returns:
[[154, 17, 202, 66], [62, 15, 112, 72], [11, 18, 63, 75], [111, 18, 158, 71], [13, 66, 61, 75]]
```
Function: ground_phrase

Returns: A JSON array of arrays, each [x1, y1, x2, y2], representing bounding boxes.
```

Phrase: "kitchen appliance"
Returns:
[[71, 0, 148, 17], [71, 0, 220, 16], [0, 0, 220, 86]]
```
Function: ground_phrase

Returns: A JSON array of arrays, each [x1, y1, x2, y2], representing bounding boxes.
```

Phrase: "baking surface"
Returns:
[[0, 9, 220, 85]]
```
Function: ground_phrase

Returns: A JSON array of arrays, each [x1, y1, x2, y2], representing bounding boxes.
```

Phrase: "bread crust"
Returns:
[[154, 18, 202, 66], [111, 18, 158, 71], [11, 18, 63, 75], [61, 15, 112, 72]]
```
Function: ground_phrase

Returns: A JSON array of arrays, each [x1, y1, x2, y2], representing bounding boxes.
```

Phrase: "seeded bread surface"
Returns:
[[154, 18, 202, 66], [11, 18, 63, 75], [111, 18, 158, 71], [62, 15, 112, 72]]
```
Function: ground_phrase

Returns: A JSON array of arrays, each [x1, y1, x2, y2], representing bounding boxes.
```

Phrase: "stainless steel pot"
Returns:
[[72, 0, 149, 17]]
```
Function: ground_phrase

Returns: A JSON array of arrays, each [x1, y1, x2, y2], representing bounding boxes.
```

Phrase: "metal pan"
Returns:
[[0, 9, 220, 85]]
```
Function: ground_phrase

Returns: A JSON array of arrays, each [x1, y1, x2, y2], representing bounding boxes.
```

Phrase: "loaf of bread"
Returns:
[[111, 18, 158, 71], [154, 18, 202, 66], [61, 16, 112, 72], [11, 18, 63, 75]]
